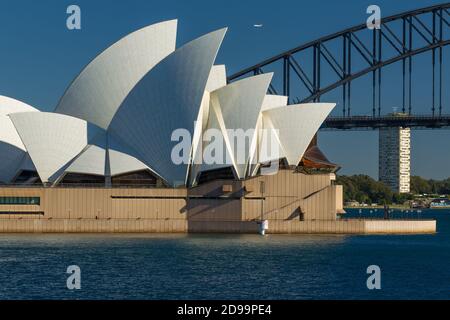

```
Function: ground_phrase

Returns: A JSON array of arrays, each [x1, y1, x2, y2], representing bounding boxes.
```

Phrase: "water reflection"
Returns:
[[0, 211, 448, 300]]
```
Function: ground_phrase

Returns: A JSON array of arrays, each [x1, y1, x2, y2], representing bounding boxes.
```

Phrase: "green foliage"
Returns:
[[336, 175, 413, 205], [410, 176, 450, 195]]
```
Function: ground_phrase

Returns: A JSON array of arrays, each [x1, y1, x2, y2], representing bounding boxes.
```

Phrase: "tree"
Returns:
[[337, 175, 396, 204], [410, 176, 432, 194], [337, 175, 450, 205]]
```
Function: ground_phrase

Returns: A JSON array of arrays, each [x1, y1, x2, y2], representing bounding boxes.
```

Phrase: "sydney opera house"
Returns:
[[0, 20, 435, 234]]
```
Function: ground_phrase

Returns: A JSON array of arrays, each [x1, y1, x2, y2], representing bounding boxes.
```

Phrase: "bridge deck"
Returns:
[[321, 115, 450, 130]]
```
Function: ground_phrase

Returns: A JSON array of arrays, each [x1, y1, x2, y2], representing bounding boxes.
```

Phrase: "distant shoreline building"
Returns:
[[379, 115, 411, 193]]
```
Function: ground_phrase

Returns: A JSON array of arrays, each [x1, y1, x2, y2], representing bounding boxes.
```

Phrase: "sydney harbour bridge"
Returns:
[[228, 3, 450, 130]]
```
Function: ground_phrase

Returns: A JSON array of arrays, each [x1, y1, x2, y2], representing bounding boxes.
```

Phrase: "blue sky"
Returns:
[[0, 0, 449, 179]]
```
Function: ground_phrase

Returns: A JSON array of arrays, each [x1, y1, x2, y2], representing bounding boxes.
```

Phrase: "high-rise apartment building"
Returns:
[[379, 126, 411, 193]]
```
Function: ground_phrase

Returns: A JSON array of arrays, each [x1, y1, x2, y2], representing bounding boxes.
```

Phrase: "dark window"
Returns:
[[197, 167, 235, 185], [13, 170, 42, 185], [112, 170, 158, 187], [0, 197, 40, 205], [255, 159, 292, 176], [59, 173, 105, 186]]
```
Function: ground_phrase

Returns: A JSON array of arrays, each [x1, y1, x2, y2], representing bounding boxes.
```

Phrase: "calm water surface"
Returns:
[[0, 209, 449, 300]]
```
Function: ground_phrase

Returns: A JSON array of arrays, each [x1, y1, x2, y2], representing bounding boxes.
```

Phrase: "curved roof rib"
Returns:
[[188, 92, 211, 186], [55, 20, 177, 130], [189, 66, 227, 185], [9, 112, 102, 183], [262, 103, 335, 165], [248, 94, 288, 174], [0, 96, 39, 182], [195, 94, 230, 178], [209, 73, 273, 179], [109, 28, 227, 187]]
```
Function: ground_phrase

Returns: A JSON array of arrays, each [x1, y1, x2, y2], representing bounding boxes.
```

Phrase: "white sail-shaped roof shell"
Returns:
[[0, 96, 39, 182], [108, 135, 149, 176], [9, 112, 101, 183], [196, 94, 231, 175], [189, 65, 227, 185], [253, 117, 285, 166], [262, 103, 335, 165], [261, 95, 288, 111], [248, 94, 289, 174], [0, 21, 338, 188], [55, 20, 178, 130], [64, 136, 107, 177], [189, 92, 211, 185], [108, 148, 149, 177], [205, 65, 227, 92], [109, 28, 227, 186], [206, 73, 273, 179], [60, 132, 150, 179]]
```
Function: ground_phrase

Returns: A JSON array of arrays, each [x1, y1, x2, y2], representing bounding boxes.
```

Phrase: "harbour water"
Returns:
[[0, 209, 449, 300]]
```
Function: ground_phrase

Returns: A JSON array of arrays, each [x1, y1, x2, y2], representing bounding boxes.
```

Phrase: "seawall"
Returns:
[[0, 218, 436, 234]]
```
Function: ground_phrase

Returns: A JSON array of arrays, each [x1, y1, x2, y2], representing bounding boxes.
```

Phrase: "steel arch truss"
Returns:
[[228, 3, 450, 117]]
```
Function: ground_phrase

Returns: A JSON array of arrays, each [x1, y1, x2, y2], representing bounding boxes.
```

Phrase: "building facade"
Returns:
[[0, 20, 434, 234], [0, 170, 436, 234], [379, 126, 411, 193]]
